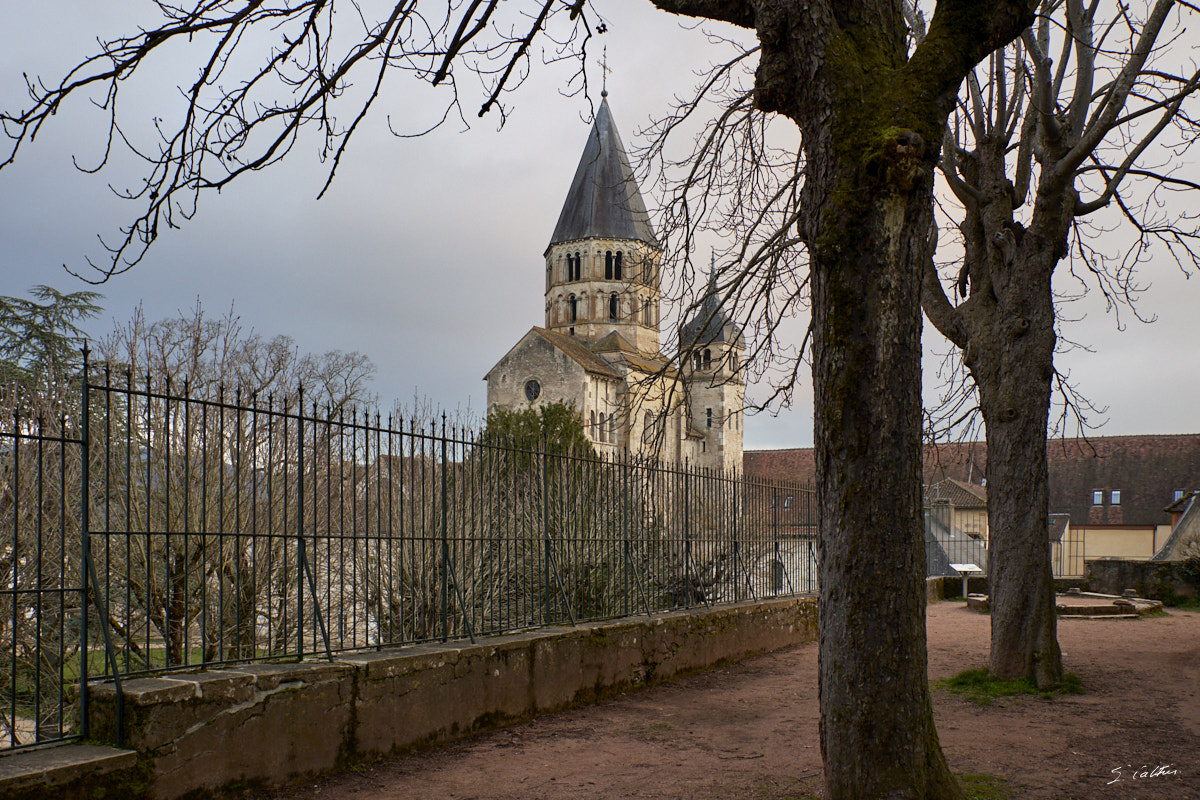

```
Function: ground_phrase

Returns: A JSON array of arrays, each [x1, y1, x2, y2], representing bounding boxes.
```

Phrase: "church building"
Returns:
[[484, 94, 744, 470]]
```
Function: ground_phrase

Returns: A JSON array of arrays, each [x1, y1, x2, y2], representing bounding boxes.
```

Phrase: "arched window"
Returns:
[[605, 250, 613, 280], [693, 352, 702, 370], [643, 302, 652, 326], [598, 412, 607, 443], [609, 413, 616, 443], [569, 294, 577, 322], [590, 410, 597, 437], [609, 293, 618, 321], [703, 349, 712, 369], [614, 251, 623, 280], [573, 253, 582, 281]]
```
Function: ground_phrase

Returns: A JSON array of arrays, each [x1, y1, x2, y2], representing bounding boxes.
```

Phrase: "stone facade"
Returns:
[[485, 96, 744, 470]]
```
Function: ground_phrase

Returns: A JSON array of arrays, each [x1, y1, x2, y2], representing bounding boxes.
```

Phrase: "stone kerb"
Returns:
[[80, 597, 817, 800]]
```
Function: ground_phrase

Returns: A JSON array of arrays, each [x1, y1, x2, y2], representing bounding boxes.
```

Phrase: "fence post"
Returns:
[[683, 460, 692, 608], [440, 415, 449, 643], [78, 346, 91, 739], [733, 472, 741, 603], [296, 385, 305, 657], [541, 432, 551, 626], [622, 454, 629, 618]]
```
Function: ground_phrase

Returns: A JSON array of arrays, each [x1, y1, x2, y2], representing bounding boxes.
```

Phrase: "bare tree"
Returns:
[[88, 302, 376, 666], [921, 0, 1200, 685], [1, 3, 1037, 796], [0, 1, 596, 281]]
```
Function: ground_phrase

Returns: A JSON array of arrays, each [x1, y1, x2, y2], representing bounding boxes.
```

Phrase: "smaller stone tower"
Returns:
[[679, 267, 746, 471]]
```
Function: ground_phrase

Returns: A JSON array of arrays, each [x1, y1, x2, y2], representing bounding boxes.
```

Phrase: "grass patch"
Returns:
[[938, 668, 1084, 705], [960, 773, 1008, 800], [1163, 596, 1200, 611]]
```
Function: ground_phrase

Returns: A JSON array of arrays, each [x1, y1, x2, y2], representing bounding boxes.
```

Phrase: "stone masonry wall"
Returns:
[[86, 597, 818, 800], [1084, 559, 1199, 603]]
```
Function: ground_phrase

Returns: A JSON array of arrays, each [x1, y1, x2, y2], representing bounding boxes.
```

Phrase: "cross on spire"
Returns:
[[599, 45, 611, 97]]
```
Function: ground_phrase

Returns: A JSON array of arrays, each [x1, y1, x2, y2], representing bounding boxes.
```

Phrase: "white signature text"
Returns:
[[1107, 763, 1181, 785]]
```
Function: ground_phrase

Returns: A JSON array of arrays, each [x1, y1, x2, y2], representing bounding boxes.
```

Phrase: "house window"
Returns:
[[614, 251, 623, 280], [590, 410, 597, 437], [598, 412, 607, 443], [569, 294, 577, 322], [706, 408, 712, 428], [1111, 490, 1121, 505], [608, 414, 616, 443], [605, 251, 614, 279], [693, 352, 702, 370], [609, 293, 618, 321], [1092, 490, 1103, 505], [1175, 490, 1186, 502], [703, 349, 712, 369]]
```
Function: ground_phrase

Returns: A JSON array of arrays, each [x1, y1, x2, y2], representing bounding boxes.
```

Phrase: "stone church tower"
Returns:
[[485, 95, 744, 470], [543, 96, 662, 353]]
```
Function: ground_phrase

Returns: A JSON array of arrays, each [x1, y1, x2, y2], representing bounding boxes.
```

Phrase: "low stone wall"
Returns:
[[1084, 559, 1199, 603], [87, 597, 817, 800]]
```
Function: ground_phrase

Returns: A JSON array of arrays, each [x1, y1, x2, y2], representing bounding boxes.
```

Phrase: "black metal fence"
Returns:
[[1, 361, 816, 752]]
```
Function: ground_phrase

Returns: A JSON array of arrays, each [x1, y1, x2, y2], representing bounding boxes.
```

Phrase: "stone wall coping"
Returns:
[[62, 596, 817, 800], [232, 661, 354, 690], [0, 745, 137, 795]]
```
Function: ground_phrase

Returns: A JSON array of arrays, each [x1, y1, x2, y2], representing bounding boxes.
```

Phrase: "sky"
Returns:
[[1, 2, 1197, 450]]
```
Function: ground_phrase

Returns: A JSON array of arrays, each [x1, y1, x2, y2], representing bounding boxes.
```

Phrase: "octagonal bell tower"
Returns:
[[543, 94, 662, 353]]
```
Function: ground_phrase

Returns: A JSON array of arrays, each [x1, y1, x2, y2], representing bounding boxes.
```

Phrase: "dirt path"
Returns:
[[263, 603, 1200, 799]]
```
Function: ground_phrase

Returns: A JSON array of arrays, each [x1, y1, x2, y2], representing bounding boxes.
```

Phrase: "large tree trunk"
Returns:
[[970, 255, 1063, 685], [653, 1, 1035, 796], [811, 183, 961, 799], [921, 126, 1067, 686]]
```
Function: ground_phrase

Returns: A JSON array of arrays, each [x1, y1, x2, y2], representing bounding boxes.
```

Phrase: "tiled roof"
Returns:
[[1047, 513, 1070, 543], [924, 478, 987, 508], [592, 330, 677, 377], [744, 434, 1200, 526], [532, 327, 622, 380]]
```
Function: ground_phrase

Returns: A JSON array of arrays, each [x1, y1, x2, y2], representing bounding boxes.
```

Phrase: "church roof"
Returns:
[[532, 327, 623, 379], [593, 330, 677, 377], [680, 275, 742, 347], [548, 98, 659, 249]]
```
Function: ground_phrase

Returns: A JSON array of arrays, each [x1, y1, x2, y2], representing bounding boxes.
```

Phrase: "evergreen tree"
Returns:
[[0, 285, 103, 415]]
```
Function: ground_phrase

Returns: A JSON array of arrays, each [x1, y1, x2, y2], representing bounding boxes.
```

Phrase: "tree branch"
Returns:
[[647, 0, 756, 29]]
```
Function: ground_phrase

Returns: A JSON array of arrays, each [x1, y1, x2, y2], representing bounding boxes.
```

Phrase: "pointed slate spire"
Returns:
[[548, 98, 659, 248], [681, 252, 741, 347]]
